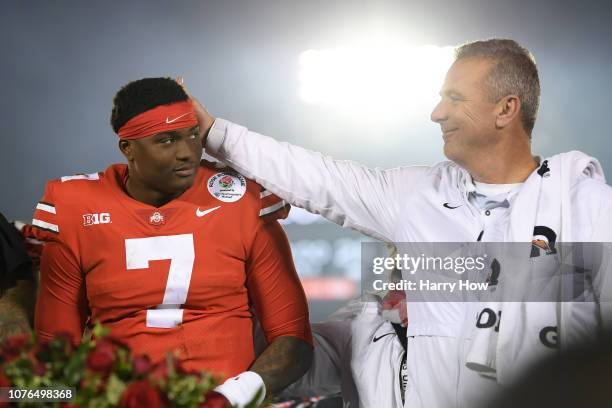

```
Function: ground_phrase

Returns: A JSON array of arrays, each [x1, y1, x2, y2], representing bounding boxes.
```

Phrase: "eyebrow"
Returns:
[[157, 126, 199, 137], [440, 88, 463, 98]]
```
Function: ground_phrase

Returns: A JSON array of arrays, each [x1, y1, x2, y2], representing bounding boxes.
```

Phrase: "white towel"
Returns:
[[465, 151, 604, 386]]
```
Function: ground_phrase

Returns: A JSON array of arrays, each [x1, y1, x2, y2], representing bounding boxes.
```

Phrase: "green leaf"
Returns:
[[105, 373, 127, 406], [92, 322, 110, 340], [114, 348, 133, 380]]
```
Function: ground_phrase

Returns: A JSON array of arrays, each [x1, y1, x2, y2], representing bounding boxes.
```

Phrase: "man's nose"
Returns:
[[176, 139, 194, 160], [430, 100, 447, 124]]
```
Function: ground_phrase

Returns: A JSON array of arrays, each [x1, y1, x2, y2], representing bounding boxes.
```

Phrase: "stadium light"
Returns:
[[298, 44, 455, 116]]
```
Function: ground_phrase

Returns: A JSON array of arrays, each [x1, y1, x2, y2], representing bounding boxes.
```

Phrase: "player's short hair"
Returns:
[[455, 39, 540, 136], [110, 77, 189, 133]]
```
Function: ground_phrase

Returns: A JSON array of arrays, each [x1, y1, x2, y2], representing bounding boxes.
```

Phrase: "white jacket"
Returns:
[[206, 119, 612, 406], [280, 300, 405, 408]]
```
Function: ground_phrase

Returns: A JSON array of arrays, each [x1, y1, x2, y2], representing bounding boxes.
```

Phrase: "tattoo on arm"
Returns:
[[249, 336, 313, 397]]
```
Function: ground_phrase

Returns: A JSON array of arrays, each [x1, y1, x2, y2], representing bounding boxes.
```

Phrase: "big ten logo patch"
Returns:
[[83, 213, 111, 226]]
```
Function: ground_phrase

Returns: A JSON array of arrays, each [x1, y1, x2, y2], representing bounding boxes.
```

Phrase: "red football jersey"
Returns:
[[33, 162, 311, 377]]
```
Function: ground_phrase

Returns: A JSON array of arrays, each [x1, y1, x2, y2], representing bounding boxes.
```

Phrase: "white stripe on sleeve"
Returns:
[[259, 200, 286, 216], [61, 172, 100, 182], [32, 219, 59, 233], [36, 202, 56, 214]]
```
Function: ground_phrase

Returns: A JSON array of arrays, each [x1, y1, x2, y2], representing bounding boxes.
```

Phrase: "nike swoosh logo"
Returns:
[[443, 203, 462, 209], [196, 206, 221, 217], [373, 333, 394, 343], [165, 112, 191, 124]]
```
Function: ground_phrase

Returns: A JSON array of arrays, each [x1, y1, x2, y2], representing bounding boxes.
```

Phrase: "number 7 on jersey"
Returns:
[[125, 234, 195, 328]]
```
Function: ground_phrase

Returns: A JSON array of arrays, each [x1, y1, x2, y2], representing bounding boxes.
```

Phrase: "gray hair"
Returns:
[[455, 39, 540, 136]]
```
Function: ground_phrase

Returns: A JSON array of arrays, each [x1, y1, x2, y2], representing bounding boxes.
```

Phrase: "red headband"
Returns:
[[117, 100, 198, 140]]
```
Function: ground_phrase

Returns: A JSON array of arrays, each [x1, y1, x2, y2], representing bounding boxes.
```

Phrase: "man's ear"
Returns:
[[495, 95, 521, 129], [118, 140, 134, 161]]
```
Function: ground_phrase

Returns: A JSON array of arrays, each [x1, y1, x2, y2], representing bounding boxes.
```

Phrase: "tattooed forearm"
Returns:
[[250, 336, 313, 396]]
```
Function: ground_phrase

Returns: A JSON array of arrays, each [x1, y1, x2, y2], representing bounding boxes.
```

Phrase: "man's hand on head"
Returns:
[[192, 96, 215, 142], [176, 77, 216, 142]]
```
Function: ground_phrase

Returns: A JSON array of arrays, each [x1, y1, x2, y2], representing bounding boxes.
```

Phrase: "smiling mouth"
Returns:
[[442, 129, 458, 141]]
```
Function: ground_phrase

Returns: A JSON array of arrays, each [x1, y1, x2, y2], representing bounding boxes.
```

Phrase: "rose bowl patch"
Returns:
[[207, 172, 247, 202]]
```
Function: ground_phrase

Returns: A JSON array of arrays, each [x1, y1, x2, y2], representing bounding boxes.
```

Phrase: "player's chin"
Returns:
[[173, 173, 197, 189], [162, 172, 196, 193]]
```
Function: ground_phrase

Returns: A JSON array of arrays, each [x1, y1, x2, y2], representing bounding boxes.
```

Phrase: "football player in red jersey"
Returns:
[[33, 78, 313, 407]]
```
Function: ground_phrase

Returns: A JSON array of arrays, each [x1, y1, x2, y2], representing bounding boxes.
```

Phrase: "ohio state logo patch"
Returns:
[[135, 208, 175, 228], [207, 172, 247, 203], [149, 211, 165, 226]]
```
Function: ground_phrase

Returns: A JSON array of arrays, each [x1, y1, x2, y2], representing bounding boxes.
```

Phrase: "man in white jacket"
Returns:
[[189, 39, 612, 407]]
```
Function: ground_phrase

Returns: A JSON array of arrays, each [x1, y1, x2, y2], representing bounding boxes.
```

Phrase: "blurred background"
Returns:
[[2, 0, 611, 321]]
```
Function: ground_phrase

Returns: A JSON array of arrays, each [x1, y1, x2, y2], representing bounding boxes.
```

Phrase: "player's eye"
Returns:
[[160, 136, 175, 144]]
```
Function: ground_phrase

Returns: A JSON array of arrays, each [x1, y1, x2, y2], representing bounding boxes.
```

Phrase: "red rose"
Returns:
[[86, 339, 117, 374], [2, 333, 29, 351], [119, 380, 166, 408], [1, 333, 29, 362], [132, 355, 151, 376]]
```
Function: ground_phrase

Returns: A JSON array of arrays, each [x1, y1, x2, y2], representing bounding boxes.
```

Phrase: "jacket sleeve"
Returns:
[[206, 119, 429, 242]]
